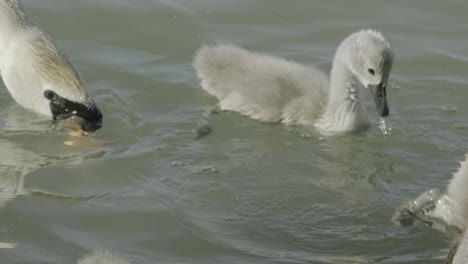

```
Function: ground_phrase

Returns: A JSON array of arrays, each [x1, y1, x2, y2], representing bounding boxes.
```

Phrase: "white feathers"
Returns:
[[393, 156, 468, 263], [194, 44, 327, 125], [0, 0, 91, 117], [394, 155, 468, 230], [433, 155, 468, 229], [193, 29, 393, 135]]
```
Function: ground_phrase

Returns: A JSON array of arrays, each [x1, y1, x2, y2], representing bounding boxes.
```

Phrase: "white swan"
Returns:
[[393, 155, 468, 230], [393, 155, 468, 263], [193, 29, 394, 135], [77, 250, 129, 264], [0, 0, 102, 131]]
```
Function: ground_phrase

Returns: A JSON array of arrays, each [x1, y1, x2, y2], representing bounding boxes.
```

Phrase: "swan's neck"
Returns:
[[315, 59, 368, 135], [0, 1, 29, 48]]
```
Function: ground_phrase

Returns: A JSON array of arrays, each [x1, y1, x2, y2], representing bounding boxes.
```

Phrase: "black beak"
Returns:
[[77, 105, 103, 132], [370, 83, 389, 117], [46, 91, 103, 132]]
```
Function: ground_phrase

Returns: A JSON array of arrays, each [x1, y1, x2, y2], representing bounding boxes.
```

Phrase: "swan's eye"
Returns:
[[44, 90, 57, 100], [368, 68, 375, 75]]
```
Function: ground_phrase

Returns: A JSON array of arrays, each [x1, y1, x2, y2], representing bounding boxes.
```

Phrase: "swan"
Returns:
[[193, 29, 394, 135], [77, 250, 129, 264], [393, 154, 468, 230], [0, 0, 102, 131], [393, 155, 468, 263]]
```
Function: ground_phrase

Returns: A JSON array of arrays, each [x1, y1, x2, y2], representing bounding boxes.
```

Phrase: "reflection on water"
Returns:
[[0, 139, 102, 208], [0, 140, 48, 207]]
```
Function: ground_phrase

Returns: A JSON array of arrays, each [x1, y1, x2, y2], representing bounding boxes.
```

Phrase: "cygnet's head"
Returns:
[[343, 29, 394, 117]]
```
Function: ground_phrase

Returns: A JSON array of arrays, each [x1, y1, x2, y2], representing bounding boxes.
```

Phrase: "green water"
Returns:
[[1, 0, 468, 263]]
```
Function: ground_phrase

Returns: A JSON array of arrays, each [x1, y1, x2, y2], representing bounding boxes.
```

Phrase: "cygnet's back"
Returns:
[[194, 45, 328, 125]]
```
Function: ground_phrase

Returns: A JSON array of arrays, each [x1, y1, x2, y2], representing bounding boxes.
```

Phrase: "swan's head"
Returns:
[[0, 0, 103, 132], [347, 29, 394, 117], [43, 89, 103, 132], [25, 35, 104, 132]]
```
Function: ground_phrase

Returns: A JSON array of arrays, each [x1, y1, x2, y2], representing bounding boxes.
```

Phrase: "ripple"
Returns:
[[195, 165, 219, 174], [441, 104, 457, 113]]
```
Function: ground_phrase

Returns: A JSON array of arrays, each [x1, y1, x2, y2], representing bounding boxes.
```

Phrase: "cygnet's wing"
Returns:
[[194, 45, 328, 125]]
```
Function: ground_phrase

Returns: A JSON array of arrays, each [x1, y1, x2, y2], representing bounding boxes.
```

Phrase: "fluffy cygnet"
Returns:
[[194, 29, 394, 135]]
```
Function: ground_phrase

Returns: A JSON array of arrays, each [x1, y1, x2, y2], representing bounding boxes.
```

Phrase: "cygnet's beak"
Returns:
[[48, 93, 103, 132], [369, 83, 389, 117]]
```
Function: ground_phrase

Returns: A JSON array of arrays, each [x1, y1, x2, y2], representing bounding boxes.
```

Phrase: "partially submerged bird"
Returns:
[[0, 0, 102, 132], [393, 155, 468, 263], [193, 29, 393, 136], [393, 155, 468, 230]]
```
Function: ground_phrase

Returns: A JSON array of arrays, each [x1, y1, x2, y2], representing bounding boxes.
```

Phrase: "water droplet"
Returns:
[[441, 104, 457, 113], [379, 117, 391, 135]]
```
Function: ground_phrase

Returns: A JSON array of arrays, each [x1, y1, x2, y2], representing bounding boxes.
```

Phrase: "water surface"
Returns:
[[2, 0, 468, 263]]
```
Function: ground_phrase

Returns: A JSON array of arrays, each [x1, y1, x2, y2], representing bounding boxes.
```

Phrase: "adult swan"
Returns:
[[0, 0, 102, 131], [194, 29, 394, 136]]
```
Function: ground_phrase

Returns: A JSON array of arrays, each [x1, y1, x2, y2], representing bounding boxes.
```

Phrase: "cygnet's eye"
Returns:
[[368, 68, 375, 75], [44, 90, 57, 100]]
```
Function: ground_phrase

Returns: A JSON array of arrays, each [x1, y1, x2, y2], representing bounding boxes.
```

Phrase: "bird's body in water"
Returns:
[[392, 155, 468, 263], [194, 29, 393, 136], [0, 0, 102, 132]]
